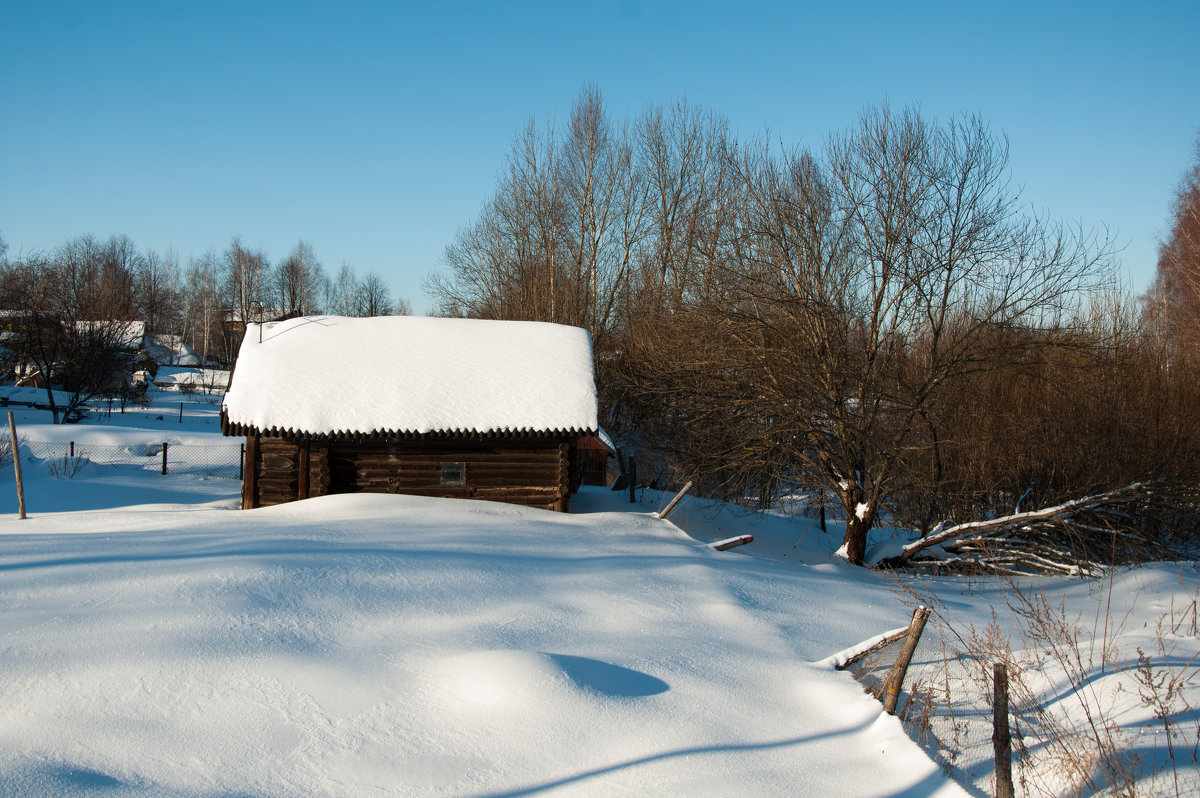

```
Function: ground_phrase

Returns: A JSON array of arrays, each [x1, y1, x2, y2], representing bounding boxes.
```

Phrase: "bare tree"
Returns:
[[424, 92, 1131, 566], [270, 239, 325, 317], [356, 272, 393, 317], [0, 236, 141, 422], [711, 107, 1113, 563], [136, 249, 182, 336], [1152, 137, 1200, 365], [328, 261, 359, 316], [632, 99, 730, 308], [220, 237, 268, 361], [181, 252, 221, 364], [425, 117, 568, 323]]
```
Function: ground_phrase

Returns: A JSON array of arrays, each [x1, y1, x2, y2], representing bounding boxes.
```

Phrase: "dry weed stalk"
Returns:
[[1133, 584, 1200, 797], [47, 453, 88, 479], [887, 571, 1200, 797]]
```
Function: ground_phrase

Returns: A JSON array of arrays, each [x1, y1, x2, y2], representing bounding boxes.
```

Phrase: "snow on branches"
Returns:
[[872, 483, 1196, 575]]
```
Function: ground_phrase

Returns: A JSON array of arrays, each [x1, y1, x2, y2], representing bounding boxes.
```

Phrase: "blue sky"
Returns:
[[2, 1, 1197, 312]]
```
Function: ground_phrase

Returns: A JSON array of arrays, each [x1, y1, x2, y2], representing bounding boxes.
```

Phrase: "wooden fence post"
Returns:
[[993, 662, 1014, 798], [239, 443, 245, 481], [657, 480, 693, 520], [9, 412, 26, 520], [161, 442, 168, 475], [628, 455, 637, 504], [882, 606, 931, 715]]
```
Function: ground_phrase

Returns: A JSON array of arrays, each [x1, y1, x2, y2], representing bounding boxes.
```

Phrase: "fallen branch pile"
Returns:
[[875, 482, 1200, 575]]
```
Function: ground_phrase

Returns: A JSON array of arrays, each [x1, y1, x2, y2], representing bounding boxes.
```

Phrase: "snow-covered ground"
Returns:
[[0, 394, 1195, 796]]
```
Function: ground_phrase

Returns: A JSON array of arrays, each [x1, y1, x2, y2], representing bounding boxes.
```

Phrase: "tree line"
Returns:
[[0, 233, 409, 421], [427, 86, 1200, 567]]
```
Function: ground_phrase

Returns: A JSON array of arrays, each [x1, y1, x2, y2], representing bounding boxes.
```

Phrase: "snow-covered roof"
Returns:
[[76, 320, 146, 349], [221, 315, 597, 438], [144, 333, 203, 366], [153, 367, 230, 390]]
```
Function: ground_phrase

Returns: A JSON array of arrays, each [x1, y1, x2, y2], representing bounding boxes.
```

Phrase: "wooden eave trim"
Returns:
[[219, 415, 596, 444]]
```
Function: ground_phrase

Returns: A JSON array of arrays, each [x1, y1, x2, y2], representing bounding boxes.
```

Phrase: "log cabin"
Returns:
[[220, 315, 598, 511]]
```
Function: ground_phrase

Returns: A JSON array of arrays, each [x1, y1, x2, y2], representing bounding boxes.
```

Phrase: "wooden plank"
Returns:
[[712, 535, 753, 551], [297, 441, 310, 500], [309, 444, 330, 497], [243, 435, 258, 509]]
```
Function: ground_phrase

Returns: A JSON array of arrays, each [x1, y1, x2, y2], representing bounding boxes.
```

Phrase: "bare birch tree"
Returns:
[[136, 249, 182, 336], [181, 252, 220, 364], [427, 85, 652, 354], [270, 239, 325, 316], [221, 237, 267, 361]]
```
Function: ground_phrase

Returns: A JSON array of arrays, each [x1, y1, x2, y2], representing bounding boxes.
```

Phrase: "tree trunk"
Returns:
[[843, 515, 869, 564], [43, 385, 60, 425]]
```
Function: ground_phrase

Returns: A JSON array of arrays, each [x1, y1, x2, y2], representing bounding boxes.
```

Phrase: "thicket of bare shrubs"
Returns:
[[427, 86, 1200, 570]]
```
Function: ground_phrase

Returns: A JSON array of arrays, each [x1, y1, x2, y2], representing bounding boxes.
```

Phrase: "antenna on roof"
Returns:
[[253, 302, 264, 343]]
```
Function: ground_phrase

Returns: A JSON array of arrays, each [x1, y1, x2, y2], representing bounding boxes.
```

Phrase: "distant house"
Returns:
[[220, 315, 599, 512], [142, 333, 203, 367], [216, 307, 300, 342], [148, 366, 230, 393]]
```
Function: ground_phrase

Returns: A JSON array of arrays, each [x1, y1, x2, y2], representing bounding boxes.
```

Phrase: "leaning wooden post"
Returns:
[[657, 480, 693, 520], [993, 662, 1014, 798], [8, 412, 25, 520], [882, 606, 931, 715]]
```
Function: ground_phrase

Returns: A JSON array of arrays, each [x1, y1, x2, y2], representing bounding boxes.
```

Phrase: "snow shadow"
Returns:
[[4, 762, 125, 794], [6, 760, 262, 797], [476, 714, 953, 798], [544, 653, 669, 698]]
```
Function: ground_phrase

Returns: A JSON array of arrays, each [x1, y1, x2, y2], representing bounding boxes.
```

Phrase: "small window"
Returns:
[[441, 462, 466, 486]]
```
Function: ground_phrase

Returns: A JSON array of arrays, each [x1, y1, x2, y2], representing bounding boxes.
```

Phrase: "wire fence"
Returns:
[[4, 439, 244, 480], [844, 608, 1200, 798]]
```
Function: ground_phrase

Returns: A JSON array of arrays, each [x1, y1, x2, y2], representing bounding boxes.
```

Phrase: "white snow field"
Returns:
[[0, 395, 1195, 796], [0, 497, 961, 797]]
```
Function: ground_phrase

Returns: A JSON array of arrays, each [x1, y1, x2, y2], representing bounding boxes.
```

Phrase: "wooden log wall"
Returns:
[[254, 437, 300, 508], [326, 440, 572, 511], [307, 444, 330, 498], [246, 435, 575, 512]]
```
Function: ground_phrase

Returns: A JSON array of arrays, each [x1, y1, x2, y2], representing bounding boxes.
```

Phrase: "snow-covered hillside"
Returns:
[[0, 489, 964, 797], [0, 394, 1195, 796]]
